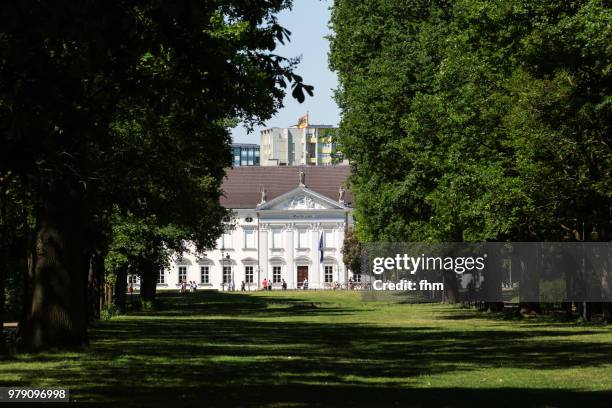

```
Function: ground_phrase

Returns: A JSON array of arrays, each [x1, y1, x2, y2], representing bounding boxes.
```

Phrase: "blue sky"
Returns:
[[231, 0, 339, 144]]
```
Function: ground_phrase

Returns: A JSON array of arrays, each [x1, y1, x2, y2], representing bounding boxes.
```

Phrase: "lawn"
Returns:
[[1, 291, 612, 406]]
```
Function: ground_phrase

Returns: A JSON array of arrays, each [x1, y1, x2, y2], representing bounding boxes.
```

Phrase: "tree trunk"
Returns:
[[443, 231, 463, 305], [602, 255, 611, 323], [562, 301, 573, 318], [518, 243, 541, 315], [483, 248, 504, 312], [0, 185, 6, 356], [87, 252, 105, 321], [519, 302, 541, 315], [603, 303, 612, 323], [104, 282, 113, 310], [0, 265, 4, 356], [22, 180, 90, 350], [114, 267, 127, 313], [140, 263, 157, 303], [485, 301, 504, 312], [17, 193, 33, 343], [443, 270, 459, 304], [578, 301, 592, 321]]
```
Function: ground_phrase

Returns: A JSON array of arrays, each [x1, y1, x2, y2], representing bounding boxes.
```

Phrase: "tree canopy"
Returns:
[[329, 0, 611, 244], [0, 0, 311, 349]]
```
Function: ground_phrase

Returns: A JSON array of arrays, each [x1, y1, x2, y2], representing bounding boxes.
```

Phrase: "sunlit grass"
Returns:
[[1, 290, 611, 406]]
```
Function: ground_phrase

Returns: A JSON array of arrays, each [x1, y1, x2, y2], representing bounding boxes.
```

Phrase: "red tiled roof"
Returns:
[[220, 166, 352, 208]]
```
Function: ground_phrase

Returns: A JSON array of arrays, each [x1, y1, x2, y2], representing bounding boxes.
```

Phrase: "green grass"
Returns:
[[2, 291, 612, 406]]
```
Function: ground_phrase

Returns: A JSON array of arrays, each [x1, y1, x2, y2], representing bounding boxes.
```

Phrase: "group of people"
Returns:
[[175, 277, 363, 293], [223, 281, 254, 291], [180, 280, 198, 294], [261, 278, 288, 291]]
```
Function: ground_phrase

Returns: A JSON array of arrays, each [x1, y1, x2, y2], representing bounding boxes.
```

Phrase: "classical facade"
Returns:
[[155, 166, 358, 290]]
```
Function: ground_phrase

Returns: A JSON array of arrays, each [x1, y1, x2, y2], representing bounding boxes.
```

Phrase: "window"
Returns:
[[157, 269, 165, 284], [178, 266, 187, 283], [353, 274, 362, 283], [233, 147, 241, 166], [200, 266, 209, 284], [245, 266, 254, 283], [245, 216, 253, 223], [244, 229, 255, 249], [298, 229, 309, 249], [325, 265, 334, 283], [223, 266, 232, 284], [272, 266, 281, 283], [128, 275, 139, 284], [272, 230, 282, 249], [221, 232, 232, 249], [324, 230, 334, 248]]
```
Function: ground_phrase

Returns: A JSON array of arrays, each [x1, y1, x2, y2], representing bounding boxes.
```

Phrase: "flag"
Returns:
[[319, 233, 324, 263], [297, 113, 309, 129]]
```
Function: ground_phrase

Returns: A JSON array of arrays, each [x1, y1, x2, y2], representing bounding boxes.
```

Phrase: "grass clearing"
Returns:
[[1, 291, 611, 406]]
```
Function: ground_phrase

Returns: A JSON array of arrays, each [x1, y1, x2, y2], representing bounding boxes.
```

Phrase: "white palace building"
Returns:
[[154, 166, 357, 290]]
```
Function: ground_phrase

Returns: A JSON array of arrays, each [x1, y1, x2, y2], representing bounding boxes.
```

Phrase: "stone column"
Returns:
[[311, 224, 321, 288], [337, 224, 346, 284], [286, 224, 295, 289], [259, 225, 268, 286]]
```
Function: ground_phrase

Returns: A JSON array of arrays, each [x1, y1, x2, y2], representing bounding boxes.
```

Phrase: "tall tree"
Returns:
[[330, 0, 611, 305], [1, 1, 311, 349], [105, 211, 190, 311], [341, 229, 362, 276]]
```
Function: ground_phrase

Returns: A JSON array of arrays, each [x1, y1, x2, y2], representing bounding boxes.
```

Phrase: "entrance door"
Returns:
[[297, 266, 308, 288]]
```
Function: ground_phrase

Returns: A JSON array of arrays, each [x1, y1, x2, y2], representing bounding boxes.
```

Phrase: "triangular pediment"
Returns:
[[257, 187, 346, 211]]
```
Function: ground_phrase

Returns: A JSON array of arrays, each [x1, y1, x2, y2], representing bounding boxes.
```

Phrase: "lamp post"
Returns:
[[227, 253, 232, 290], [220, 248, 225, 291], [221, 250, 231, 291]]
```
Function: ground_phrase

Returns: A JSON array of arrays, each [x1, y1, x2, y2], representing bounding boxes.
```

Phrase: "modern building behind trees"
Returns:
[[259, 115, 347, 166], [232, 143, 260, 166]]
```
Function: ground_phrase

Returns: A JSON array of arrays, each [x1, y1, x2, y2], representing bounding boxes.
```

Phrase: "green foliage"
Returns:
[[0, 174, 35, 323], [0, 0, 313, 244], [0, 1, 314, 249], [0, 1, 313, 347], [105, 211, 184, 277], [139, 299, 156, 312], [330, 0, 612, 243], [341, 229, 362, 274], [100, 305, 119, 321], [540, 279, 567, 303]]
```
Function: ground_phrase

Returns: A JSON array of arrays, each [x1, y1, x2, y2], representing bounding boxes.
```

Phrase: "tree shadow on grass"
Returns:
[[4, 291, 612, 406], [437, 305, 612, 330], [139, 291, 357, 318]]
